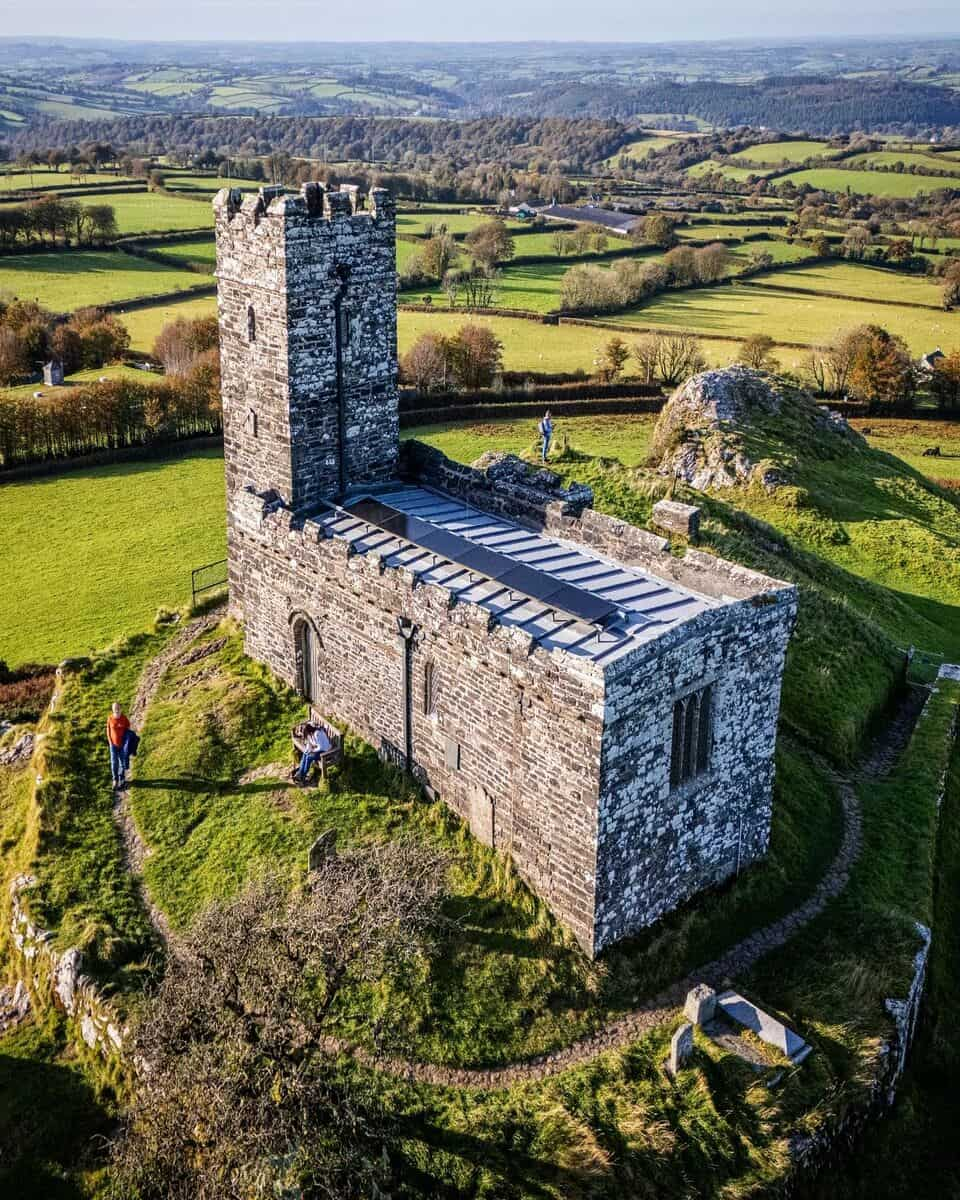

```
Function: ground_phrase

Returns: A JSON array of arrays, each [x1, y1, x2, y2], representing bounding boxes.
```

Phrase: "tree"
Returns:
[[695, 242, 731, 283], [448, 323, 503, 388], [632, 335, 660, 385], [656, 333, 707, 387], [458, 265, 500, 308], [737, 333, 779, 372], [943, 262, 960, 311], [153, 316, 219, 376], [86, 204, 118, 244], [642, 212, 677, 248], [929, 350, 960, 414], [420, 233, 458, 281], [400, 332, 450, 391], [886, 238, 913, 263], [809, 233, 831, 258], [847, 324, 916, 413], [465, 218, 515, 268], [841, 227, 872, 260], [594, 335, 630, 382], [110, 846, 447, 1200]]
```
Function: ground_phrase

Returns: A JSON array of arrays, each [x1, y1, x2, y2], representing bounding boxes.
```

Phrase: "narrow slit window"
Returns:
[[670, 683, 713, 789], [247, 305, 256, 343], [424, 661, 437, 716]]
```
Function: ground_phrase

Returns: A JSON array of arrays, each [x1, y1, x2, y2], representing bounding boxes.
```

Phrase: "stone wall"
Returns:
[[230, 487, 606, 952], [214, 183, 398, 513]]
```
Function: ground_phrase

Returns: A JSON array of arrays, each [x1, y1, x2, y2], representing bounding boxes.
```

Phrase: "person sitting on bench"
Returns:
[[294, 724, 333, 783]]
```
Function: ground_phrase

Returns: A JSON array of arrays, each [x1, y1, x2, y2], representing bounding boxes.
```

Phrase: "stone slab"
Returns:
[[716, 990, 811, 1064], [684, 983, 717, 1026], [667, 1021, 694, 1077]]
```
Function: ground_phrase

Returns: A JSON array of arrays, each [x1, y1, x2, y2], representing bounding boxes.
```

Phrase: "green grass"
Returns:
[[146, 237, 216, 270], [76, 191, 211, 235], [0, 450, 226, 667], [0, 364, 160, 402], [686, 159, 779, 183], [396, 212, 517, 237], [732, 139, 838, 165], [611, 281, 960, 353], [846, 149, 960, 176], [0, 251, 209, 312], [0, 170, 135, 193], [162, 175, 263, 193], [121, 293, 218, 351], [777, 167, 957, 198], [746, 260, 946, 307]]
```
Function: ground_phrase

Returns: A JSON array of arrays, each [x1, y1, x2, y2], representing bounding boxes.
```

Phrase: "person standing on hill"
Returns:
[[538, 410, 553, 462], [107, 701, 131, 790]]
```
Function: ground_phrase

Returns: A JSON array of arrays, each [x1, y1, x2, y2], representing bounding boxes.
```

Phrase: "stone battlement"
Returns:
[[213, 182, 395, 230]]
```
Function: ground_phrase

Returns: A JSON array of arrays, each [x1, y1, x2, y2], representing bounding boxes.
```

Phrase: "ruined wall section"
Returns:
[[594, 591, 796, 951], [230, 487, 606, 953], [214, 184, 398, 514]]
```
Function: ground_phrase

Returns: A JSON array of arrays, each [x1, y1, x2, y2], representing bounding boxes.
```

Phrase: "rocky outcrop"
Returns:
[[652, 367, 864, 492]]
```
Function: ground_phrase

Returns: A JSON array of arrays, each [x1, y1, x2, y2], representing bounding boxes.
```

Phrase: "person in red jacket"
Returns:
[[107, 702, 131, 789]]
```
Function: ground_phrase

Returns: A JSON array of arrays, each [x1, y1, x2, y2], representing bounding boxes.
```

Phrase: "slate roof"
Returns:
[[536, 204, 641, 232], [316, 484, 724, 666]]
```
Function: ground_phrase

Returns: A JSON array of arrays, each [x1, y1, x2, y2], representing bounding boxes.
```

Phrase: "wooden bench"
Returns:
[[291, 717, 343, 783]]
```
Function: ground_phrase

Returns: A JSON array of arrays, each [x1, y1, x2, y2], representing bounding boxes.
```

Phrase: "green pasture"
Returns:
[[0, 449, 227, 667], [0, 251, 210, 311], [846, 150, 960, 175], [853, 419, 960, 482], [76, 190, 211, 235], [612, 281, 960, 353], [603, 134, 681, 166], [148, 237, 216, 270], [686, 159, 778, 182], [122, 294, 218, 352], [746, 261, 946, 307], [0, 170, 135, 192], [164, 174, 264, 193], [0, 364, 160, 402], [732, 139, 838, 165], [776, 167, 957, 198], [396, 211, 515, 237]]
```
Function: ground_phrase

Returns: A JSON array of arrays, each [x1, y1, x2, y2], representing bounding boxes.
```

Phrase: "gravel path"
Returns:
[[113, 621, 930, 1089]]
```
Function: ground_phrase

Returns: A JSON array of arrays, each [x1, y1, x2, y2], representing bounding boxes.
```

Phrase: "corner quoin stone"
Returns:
[[214, 182, 797, 959]]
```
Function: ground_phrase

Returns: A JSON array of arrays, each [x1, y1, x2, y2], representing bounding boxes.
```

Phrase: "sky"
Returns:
[[4, 2, 960, 44]]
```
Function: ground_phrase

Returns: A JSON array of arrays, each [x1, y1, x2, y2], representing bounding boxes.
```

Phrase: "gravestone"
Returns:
[[684, 983, 717, 1027], [667, 1022, 694, 1077], [43, 359, 64, 387], [717, 990, 811, 1064], [307, 828, 338, 872]]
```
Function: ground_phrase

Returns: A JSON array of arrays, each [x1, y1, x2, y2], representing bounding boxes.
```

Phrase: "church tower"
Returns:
[[213, 182, 398, 513]]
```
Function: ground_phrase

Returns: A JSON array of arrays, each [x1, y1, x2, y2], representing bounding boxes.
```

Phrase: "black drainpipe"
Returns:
[[396, 617, 416, 769]]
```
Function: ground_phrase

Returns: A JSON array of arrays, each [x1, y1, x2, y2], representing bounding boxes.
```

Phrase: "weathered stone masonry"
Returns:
[[215, 184, 797, 956]]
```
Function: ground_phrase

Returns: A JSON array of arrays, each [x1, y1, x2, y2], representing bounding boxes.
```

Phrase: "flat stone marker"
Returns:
[[667, 1022, 694, 1077], [684, 983, 717, 1027], [717, 991, 811, 1064], [652, 499, 701, 540], [307, 829, 338, 872]]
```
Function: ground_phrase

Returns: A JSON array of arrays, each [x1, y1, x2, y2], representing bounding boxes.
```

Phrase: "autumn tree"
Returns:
[[465, 218, 515, 268], [641, 212, 677, 248], [737, 333, 779, 372], [847, 324, 916, 413], [400, 332, 450, 392], [110, 846, 447, 1200], [447, 322, 503, 388], [943, 261, 960, 311], [153, 315, 219, 376], [929, 350, 960, 415], [420, 232, 458, 281], [594, 335, 630, 382]]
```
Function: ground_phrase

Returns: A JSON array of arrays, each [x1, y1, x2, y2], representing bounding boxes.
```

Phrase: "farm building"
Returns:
[[213, 182, 796, 957], [536, 203, 643, 235]]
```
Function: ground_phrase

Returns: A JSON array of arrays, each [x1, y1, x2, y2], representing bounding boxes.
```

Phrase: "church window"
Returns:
[[670, 684, 713, 789]]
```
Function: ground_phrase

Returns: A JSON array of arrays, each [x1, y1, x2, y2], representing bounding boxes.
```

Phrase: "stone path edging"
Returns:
[[116, 622, 930, 1091]]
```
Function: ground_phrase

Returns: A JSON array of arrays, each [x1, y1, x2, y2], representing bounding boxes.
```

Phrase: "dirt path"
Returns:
[[113, 621, 930, 1089], [112, 609, 225, 944]]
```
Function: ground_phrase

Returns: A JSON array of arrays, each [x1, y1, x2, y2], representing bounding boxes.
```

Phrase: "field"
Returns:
[[122, 294, 218, 351], [846, 150, 960, 176], [611, 281, 960, 353], [0, 449, 227, 667], [163, 175, 264, 194], [731, 140, 837, 164], [0, 363, 160, 401], [776, 167, 956, 198], [686, 159, 778, 182], [148, 237, 216, 269], [746, 260, 946, 306], [396, 211, 515, 236], [76, 190, 212, 234], [0, 251, 211, 311], [603, 134, 682, 165], [0, 170, 136, 192], [2, 415, 957, 670]]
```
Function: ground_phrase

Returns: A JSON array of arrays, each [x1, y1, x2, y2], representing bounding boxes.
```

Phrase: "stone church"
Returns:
[[213, 182, 797, 957]]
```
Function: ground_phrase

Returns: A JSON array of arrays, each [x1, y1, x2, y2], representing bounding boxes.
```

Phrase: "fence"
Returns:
[[191, 558, 228, 606]]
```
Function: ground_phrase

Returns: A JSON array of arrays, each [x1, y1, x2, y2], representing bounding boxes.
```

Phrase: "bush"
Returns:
[[0, 661, 56, 723]]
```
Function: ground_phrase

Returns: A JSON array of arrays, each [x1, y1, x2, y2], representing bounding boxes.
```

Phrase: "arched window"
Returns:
[[293, 618, 321, 704], [423, 661, 437, 716], [247, 305, 256, 344], [670, 683, 713, 789]]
